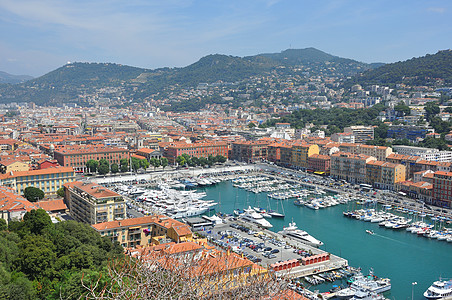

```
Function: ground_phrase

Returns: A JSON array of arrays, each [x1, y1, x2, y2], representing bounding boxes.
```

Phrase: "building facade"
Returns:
[[53, 145, 130, 172], [0, 166, 75, 195], [392, 145, 452, 162], [343, 126, 375, 144], [165, 141, 228, 164], [291, 143, 319, 170], [432, 171, 452, 208], [307, 154, 331, 175], [92, 215, 193, 248], [64, 181, 126, 224], [331, 152, 376, 184]]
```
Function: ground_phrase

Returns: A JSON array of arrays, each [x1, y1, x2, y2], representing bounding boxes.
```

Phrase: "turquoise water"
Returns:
[[200, 181, 452, 300]]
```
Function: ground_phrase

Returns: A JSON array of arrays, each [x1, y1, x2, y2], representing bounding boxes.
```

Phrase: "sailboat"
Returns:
[[268, 195, 285, 218]]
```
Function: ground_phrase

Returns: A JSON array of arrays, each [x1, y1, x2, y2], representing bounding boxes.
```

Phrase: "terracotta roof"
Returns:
[[0, 186, 39, 212], [0, 166, 74, 180], [36, 199, 67, 212], [68, 181, 120, 199], [92, 215, 190, 234]]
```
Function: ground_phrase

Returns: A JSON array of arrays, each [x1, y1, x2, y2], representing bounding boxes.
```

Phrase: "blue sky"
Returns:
[[0, 0, 451, 77]]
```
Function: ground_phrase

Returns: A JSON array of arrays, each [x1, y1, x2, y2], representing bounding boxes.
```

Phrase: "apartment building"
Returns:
[[331, 152, 376, 184], [291, 142, 319, 170], [54, 145, 130, 172], [64, 181, 126, 225], [165, 141, 228, 164], [393, 145, 452, 162], [338, 144, 392, 161], [432, 171, 452, 208], [385, 153, 421, 180], [0, 166, 75, 195], [307, 154, 331, 175], [331, 132, 355, 144], [92, 215, 193, 248], [343, 126, 374, 144], [231, 140, 271, 163]]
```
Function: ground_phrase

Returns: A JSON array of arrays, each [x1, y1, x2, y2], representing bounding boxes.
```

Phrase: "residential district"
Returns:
[[1, 80, 452, 299]]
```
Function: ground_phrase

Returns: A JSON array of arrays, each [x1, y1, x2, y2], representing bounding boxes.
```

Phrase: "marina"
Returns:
[[108, 168, 452, 299], [196, 174, 452, 300]]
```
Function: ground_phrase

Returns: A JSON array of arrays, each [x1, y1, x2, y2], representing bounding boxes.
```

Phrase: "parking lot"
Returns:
[[200, 221, 328, 267]]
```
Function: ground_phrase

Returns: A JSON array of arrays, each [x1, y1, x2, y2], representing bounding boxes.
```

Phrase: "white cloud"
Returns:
[[427, 7, 446, 14]]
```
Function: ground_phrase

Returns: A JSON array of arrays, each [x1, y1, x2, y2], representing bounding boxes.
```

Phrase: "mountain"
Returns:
[[349, 50, 452, 86], [0, 48, 379, 105], [0, 71, 33, 84]]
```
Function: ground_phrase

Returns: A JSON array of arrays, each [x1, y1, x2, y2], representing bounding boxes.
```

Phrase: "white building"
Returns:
[[392, 145, 452, 162]]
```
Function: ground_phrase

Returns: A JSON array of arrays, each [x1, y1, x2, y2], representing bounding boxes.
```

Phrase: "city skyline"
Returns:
[[0, 0, 451, 77]]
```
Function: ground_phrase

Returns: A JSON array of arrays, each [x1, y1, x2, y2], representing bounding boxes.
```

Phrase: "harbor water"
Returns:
[[201, 180, 452, 300]]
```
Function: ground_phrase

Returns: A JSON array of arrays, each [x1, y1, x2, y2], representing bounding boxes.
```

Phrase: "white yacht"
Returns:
[[278, 221, 323, 247], [239, 207, 273, 228], [424, 279, 452, 299]]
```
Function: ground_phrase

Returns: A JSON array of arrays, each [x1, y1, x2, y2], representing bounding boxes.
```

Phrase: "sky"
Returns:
[[0, 0, 451, 77]]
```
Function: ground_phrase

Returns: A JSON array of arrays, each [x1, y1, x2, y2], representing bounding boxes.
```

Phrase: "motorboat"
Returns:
[[366, 230, 375, 235], [239, 207, 273, 228], [278, 221, 323, 247], [424, 279, 452, 299]]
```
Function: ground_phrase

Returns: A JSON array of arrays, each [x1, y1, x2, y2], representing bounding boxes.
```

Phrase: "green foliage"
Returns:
[[248, 122, 256, 128], [149, 158, 160, 170], [85, 159, 99, 173], [140, 159, 150, 170], [425, 101, 440, 122], [131, 157, 141, 172], [120, 158, 129, 172], [348, 50, 452, 86], [160, 157, 168, 169], [98, 164, 109, 175], [262, 104, 385, 130], [23, 209, 52, 235], [0, 217, 123, 299], [0, 48, 376, 106], [56, 187, 65, 198], [23, 187, 44, 202], [0, 219, 6, 231], [394, 101, 411, 117], [110, 163, 119, 173]]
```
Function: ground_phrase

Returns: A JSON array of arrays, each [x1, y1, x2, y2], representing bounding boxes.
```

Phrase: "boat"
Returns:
[[238, 206, 273, 228], [366, 230, 374, 235], [278, 220, 323, 247], [336, 269, 391, 298], [350, 289, 386, 300], [424, 279, 452, 299]]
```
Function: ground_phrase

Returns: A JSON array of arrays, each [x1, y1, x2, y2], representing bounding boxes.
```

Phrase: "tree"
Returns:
[[394, 101, 411, 117], [425, 101, 440, 122], [131, 157, 141, 172], [80, 254, 286, 299], [150, 158, 160, 170], [23, 187, 44, 202], [111, 163, 119, 173], [120, 158, 129, 173], [160, 157, 168, 170], [98, 164, 109, 175], [86, 160, 99, 173], [248, 122, 256, 128], [176, 156, 186, 166], [215, 155, 227, 163], [17, 234, 56, 280], [23, 209, 52, 235], [140, 159, 150, 170], [56, 187, 65, 198], [0, 219, 6, 231]]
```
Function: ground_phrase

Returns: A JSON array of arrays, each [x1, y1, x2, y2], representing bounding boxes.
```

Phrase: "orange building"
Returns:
[[53, 145, 129, 172], [164, 141, 228, 164]]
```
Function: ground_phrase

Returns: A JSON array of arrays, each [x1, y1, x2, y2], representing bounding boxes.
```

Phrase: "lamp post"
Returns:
[[412, 281, 417, 300]]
